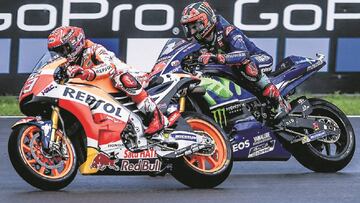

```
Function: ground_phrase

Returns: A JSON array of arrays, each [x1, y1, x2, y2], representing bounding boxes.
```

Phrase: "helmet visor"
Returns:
[[182, 21, 205, 41], [49, 43, 72, 57]]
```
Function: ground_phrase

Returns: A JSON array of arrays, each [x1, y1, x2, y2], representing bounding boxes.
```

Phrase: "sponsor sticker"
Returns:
[[91, 152, 120, 171], [171, 133, 197, 142], [171, 60, 180, 67], [253, 132, 272, 145], [41, 84, 56, 95], [309, 130, 327, 140], [123, 148, 157, 159], [232, 140, 250, 152], [248, 140, 276, 158], [120, 159, 161, 172], [62, 87, 125, 119]]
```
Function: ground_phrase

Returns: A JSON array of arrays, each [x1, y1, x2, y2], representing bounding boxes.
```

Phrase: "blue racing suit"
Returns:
[[203, 15, 290, 117], [207, 15, 273, 73]]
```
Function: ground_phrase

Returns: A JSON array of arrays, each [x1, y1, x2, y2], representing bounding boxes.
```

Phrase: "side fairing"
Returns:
[[199, 76, 242, 106], [231, 120, 291, 161], [198, 76, 254, 129], [39, 82, 131, 152]]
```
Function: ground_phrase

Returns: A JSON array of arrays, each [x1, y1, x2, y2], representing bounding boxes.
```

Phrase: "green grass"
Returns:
[[0, 96, 22, 116], [0, 95, 360, 116], [317, 94, 360, 116]]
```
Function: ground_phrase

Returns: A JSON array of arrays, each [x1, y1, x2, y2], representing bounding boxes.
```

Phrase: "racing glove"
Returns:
[[67, 65, 83, 78], [198, 53, 226, 65], [199, 51, 249, 65], [79, 69, 96, 81], [67, 65, 96, 81]]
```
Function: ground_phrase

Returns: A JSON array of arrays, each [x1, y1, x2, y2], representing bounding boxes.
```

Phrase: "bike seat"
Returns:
[[268, 57, 296, 77]]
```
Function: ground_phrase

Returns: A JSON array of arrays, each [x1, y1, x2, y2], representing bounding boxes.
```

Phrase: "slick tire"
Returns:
[[8, 125, 78, 191], [286, 98, 355, 172], [172, 112, 233, 188]]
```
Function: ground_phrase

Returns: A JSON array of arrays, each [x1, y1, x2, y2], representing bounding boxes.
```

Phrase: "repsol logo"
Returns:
[[63, 87, 123, 118], [95, 66, 112, 74]]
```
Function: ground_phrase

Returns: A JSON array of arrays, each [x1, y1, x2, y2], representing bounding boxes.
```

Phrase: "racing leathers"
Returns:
[[67, 39, 167, 135], [199, 15, 291, 120]]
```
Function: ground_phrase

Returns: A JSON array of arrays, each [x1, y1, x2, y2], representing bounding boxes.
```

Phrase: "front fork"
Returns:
[[179, 96, 186, 113], [49, 80, 65, 149], [49, 106, 61, 151]]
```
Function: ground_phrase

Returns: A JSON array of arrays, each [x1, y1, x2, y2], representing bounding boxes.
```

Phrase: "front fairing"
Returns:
[[19, 52, 66, 103], [151, 38, 202, 76]]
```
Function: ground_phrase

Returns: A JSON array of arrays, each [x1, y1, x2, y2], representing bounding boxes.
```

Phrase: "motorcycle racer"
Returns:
[[180, 2, 291, 120], [47, 26, 167, 137]]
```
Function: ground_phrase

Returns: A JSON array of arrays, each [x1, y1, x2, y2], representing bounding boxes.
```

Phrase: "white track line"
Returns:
[[348, 115, 360, 118]]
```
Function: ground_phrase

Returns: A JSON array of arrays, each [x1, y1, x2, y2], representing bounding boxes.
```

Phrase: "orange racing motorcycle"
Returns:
[[8, 51, 233, 190]]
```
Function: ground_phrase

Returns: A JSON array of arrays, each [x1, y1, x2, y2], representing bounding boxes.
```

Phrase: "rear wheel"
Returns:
[[288, 98, 355, 172], [8, 124, 78, 190], [172, 112, 233, 188]]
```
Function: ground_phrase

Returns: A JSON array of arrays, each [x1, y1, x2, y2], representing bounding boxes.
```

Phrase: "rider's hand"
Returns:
[[216, 54, 226, 64], [67, 65, 83, 78], [198, 53, 226, 65], [67, 65, 96, 81], [79, 69, 96, 81], [198, 53, 215, 65]]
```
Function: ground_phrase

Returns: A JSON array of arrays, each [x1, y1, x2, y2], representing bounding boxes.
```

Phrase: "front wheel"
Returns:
[[171, 112, 233, 188], [8, 124, 78, 190], [288, 98, 356, 172]]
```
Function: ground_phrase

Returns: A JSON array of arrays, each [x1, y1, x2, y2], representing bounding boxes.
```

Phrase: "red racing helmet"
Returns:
[[48, 26, 85, 62]]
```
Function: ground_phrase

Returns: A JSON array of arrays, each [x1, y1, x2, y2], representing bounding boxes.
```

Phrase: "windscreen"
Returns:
[[32, 51, 61, 73], [158, 38, 189, 59]]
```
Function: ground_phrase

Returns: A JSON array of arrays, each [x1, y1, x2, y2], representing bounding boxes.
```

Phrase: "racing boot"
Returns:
[[262, 84, 292, 121], [111, 71, 169, 141], [137, 97, 169, 141], [239, 61, 291, 122]]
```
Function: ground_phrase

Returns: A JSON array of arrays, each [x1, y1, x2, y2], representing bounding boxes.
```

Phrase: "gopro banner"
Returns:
[[0, 0, 360, 94]]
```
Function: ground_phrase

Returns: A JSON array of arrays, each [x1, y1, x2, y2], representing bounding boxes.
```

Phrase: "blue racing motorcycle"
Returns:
[[147, 38, 355, 172]]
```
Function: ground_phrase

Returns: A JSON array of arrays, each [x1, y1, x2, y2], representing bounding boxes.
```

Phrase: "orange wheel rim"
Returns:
[[19, 126, 75, 179], [184, 119, 228, 173]]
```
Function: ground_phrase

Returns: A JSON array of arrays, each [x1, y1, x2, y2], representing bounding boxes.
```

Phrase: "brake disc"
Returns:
[[29, 133, 65, 170], [317, 117, 341, 144]]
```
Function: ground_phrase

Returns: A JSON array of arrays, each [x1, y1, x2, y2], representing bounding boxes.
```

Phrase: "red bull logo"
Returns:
[[91, 152, 120, 171], [120, 159, 162, 172]]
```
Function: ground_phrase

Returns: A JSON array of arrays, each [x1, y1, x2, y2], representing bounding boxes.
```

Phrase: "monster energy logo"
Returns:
[[212, 108, 227, 128]]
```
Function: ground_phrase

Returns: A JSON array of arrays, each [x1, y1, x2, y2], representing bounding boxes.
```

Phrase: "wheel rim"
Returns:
[[184, 119, 228, 173], [19, 126, 75, 179], [307, 107, 352, 160]]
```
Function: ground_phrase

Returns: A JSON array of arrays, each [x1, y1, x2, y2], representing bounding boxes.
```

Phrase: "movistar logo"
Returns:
[[212, 108, 227, 128]]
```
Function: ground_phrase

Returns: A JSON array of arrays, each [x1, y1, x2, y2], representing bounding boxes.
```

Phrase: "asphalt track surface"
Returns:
[[1, 118, 359, 203]]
